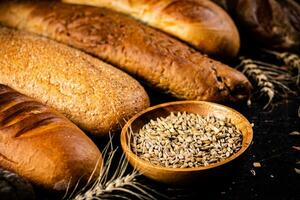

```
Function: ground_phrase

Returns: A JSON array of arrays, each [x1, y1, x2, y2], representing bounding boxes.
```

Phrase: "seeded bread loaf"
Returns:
[[0, 84, 102, 191], [0, 26, 150, 137], [63, 0, 240, 59], [0, 0, 251, 103]]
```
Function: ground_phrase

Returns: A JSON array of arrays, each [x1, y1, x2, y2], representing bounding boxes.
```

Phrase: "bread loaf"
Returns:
[[0, 84, 102, 191], [0, 26, 150, 137], [0, 1, 252, 103], [63, 0, 240, 59]]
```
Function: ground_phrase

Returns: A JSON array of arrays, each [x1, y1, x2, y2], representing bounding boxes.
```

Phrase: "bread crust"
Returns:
[[0, 0, 251, 103], [0, 84, 102, 191], [0, 26, 150, 136], [63, 0, 240, 59]]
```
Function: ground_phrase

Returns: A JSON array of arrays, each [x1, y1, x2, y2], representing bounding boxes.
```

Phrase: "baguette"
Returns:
[[0, 26, 150, 137], [0, 1, 251, 103], [63, 0, 240, 59], [0, 84, 102, 191]]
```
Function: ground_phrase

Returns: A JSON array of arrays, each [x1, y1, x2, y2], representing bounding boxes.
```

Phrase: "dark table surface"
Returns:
[[71, 93, 298, 200], [121, 91, 298, 200], [11, 88, 299, 200], [27, 82, 299, 200], [35, 88, 300, 200], [149, 98, 299, 200]]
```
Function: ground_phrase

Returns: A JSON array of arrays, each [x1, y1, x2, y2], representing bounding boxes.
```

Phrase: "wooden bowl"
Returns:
[[121, 101, 253, 184]]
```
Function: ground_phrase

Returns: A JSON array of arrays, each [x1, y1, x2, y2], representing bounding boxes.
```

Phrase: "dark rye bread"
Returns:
[[0, 26, 150, 137], [0, 84, 102, 191], [0, 0, 252, 103]]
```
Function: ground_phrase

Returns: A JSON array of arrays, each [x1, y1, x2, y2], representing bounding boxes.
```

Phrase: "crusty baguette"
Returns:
[[63, 0, 240, 59], [0, 84, 102, 191], [0, 1, 251, 103], [0, 26, 150, 137]]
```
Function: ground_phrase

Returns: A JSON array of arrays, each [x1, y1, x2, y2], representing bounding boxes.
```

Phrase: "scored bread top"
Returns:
[[0, 84, 102, 190], [0, 85, 69, 137]]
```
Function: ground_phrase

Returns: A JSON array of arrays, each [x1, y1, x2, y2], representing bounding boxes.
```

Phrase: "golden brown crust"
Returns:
[[63, 0, 240, 59], [161, 0, 240, 58], [0, 26, 150, 136], [0, 84, 102, 191], [0, 1, 250, 103]]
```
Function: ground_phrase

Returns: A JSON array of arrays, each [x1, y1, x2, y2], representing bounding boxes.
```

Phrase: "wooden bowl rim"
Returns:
[[121, 100, 253, 172]]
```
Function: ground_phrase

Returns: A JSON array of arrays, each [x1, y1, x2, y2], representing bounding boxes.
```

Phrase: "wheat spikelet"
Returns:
[[262, 49, 300, 85], [237, 57, 299, 109], [237, 58, 275, 109]]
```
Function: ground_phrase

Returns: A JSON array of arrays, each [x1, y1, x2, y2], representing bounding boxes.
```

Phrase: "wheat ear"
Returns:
[[68, 134, 158, 200], [237, 58, 275, 109], [262, 49, 300, 86]]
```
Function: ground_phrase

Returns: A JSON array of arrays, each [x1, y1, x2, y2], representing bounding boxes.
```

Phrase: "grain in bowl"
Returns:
[[121, 101, 253, 184], [130, 112, 243, 168]]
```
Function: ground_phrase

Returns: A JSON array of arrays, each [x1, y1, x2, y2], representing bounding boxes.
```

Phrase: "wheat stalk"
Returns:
[[65, 134, 158, 200], [237, 57, 298, 109], [237, 58, 275, 109], [68, 88, 158, 199], [262, 49, 300, 86]]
